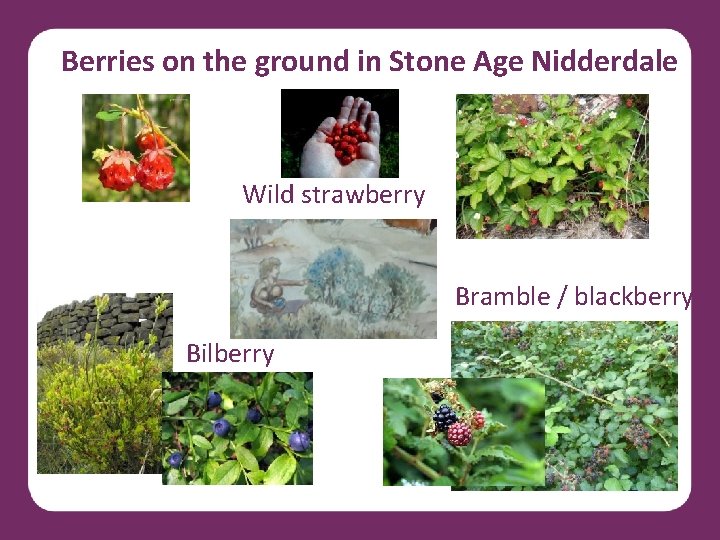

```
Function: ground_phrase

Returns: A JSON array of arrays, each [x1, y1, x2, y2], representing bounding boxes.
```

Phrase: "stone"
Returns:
[[121, 302, 140, 312], [110, 322, 133, 335], [118, 313, 140, 323], [493, 94, 538, 114]]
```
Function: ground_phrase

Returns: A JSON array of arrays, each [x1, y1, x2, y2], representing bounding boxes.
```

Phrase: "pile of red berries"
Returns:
[[98, 126, 175, 192], [325, 120, 369, 166]]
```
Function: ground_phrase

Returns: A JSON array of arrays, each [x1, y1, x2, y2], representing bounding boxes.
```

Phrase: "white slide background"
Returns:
[[28, 29, 690, 511]]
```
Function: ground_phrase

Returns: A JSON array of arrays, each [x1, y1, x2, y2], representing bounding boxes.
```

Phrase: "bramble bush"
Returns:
[[456, 94, 649, 235], [162, 372, 313, 485], [451, 321, 678, 490], [383, 378, 545, 488], [38, 294, 170, 473]]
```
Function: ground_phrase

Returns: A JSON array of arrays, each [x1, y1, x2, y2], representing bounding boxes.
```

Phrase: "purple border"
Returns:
[[9, 3, 711, 536]]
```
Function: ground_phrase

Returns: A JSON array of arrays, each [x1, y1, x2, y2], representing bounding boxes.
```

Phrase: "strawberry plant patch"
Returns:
[[456, 94, 649, 238], [162, 372, 313, 485]]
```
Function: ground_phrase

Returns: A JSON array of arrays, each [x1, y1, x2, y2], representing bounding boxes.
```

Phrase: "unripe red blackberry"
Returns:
[[446, 422, 472, 446], [471, 411, 485, 430], [432, 405, 458, 432]]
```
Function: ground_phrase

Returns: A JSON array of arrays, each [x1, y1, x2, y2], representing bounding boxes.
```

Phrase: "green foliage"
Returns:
[[38, 342, 162, 473], [456, 94, 649, 235], [379, 131, 400, 178], [304, 247, 426, 323], [451, 321, 678, 490], [383, 378, 545, 488], [162, 372, 313, 485]]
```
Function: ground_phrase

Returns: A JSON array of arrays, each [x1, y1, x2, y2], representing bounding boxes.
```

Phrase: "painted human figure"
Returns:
[[250, 257, 308, 315]]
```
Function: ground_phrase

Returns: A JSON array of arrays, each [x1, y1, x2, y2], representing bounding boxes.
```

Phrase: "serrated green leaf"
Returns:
[[486, 171, 504, 195], [546, 432, 558, 446], [511, 158, 534, 174], [498, 160, 511, 177], [604, 208, 629, 233], [487, 142, 504, 162], [531, 168, 549, 183], [472, 157, 500, 173], [510, 173, 531, 189], [470, 191, 482, 209], [263, 454, 297, 485], [653, 407, 674, 419], [573, 154, 585, 170], [212, 461, 241, 485]]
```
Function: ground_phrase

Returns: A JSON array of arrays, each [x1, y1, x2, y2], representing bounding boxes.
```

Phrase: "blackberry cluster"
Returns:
[[603, 357, 614, 366], [624, 417, 652, 450], [518, 341, 529, 351], [555, 360, 566, 371], [583, 445, 611, 482], [624, 395, 660, 407], [501, 325, 522, 339], [432, 405, 458, 432]]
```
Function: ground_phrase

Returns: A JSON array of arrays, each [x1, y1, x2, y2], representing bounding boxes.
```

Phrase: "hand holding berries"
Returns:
[[300, 95, 381, 178]]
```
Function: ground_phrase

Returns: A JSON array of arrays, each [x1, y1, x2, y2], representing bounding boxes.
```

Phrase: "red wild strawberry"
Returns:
[[518, 117, 529, 127], [136, 148, 175, 192], [599, 181, 605, 189], [531, 217, 539, 226], [340, 155, 352, 166], [575, 144, 583, 151], [504, 224, 512, 232], [136, 127, 165, 152], [99, 149, 137, 191], [626, 98, 634, 108]]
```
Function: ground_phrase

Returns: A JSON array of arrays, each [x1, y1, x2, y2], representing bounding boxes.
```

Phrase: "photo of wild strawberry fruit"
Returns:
[[136, 126, 166, 152], [98, 149, 137, 192], [136, 148, 176, 192], [325, 120, 370, 165]]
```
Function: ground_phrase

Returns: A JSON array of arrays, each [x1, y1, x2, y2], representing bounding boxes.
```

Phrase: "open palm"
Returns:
[[300, 96, 381, 178]]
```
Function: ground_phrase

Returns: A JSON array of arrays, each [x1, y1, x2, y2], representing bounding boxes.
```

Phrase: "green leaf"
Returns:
[[510, 173, 531, 189], [235, 446, 260, 471], [486, 171, 504, 195], [511, 158, 534, 174], [247, 470, 265, 485], [165, 394, 190, 416], [258, 373, 278, 412], [497, 160, 511, 177], [604, 478, 623, 491], [263, 454, 297, 485], [470, 191, 482, 209], [653, 407, 674, 419], [530, 168, 549, 183], [251, 427, 274, 458], [552, 167, 576, 192], [383, 424, 397, 452], [96, 110, 124, 121], [234, 423, 260, 445], [603, 208, 629, 233], [546, 432, 558, 446], [285, 398, 308, 427], [192, 435, 213, 450], [165, 469, 186, 485], [162, 390, 190, 403], [572, 154, 585, 170], [467, 144, 485, 159], [212, 461, 242, 485], [472, 158, 500, 172], [487, 142, 505, 162]]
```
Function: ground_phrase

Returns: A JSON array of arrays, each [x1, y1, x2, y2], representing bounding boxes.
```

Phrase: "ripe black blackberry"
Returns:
[[432, 404, 458, 432]]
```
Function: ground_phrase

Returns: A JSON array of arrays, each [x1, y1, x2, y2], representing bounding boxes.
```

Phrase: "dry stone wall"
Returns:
[[36, 293, 173, 352]]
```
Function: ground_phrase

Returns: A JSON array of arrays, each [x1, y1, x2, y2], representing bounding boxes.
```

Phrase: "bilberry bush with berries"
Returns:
[[383, 378, 545, 488], [162, 372, 313, 485], [452, 321, 678, 490]]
